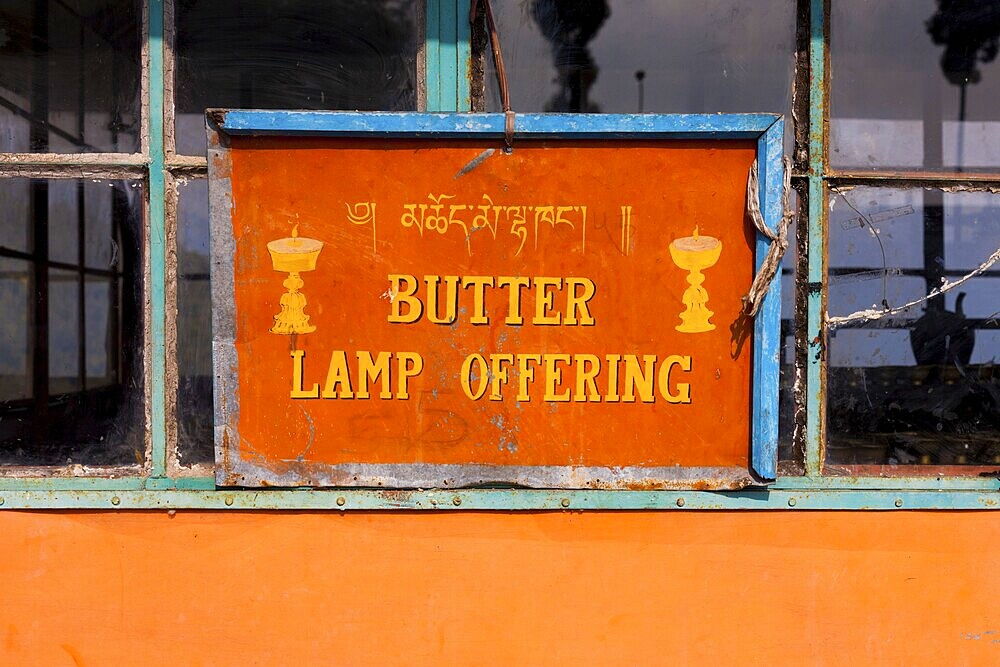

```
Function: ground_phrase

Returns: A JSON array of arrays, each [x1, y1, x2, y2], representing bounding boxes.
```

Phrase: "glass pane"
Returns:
[[176, 179, 213, 465], [47, 180, 79, 264], [48, 268, 80, 393], [0, 178, 144, 467], [0, 1, 141, 153], [486, 1, 794, 123], [83, 180, 121, 269], [0, 257, 31, 402], [175, 0, 419, 155], [0, 180, 30, 253], [831, 0, 1000, 171], [827, 187, 1000, 468], [85, 276, 114, 387]]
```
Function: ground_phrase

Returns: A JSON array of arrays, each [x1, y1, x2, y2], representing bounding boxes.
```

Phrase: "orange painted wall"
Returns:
[[1, 511, 998, 665]]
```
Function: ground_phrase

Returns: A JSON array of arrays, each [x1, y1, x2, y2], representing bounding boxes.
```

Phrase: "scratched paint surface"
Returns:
[[223, 137, 756, 478]]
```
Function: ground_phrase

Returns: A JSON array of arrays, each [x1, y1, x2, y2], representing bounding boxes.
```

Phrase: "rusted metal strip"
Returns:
[[791, 0, 811, 173]]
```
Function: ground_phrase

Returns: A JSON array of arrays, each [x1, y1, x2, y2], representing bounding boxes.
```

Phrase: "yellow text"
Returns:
[[387, 274, 596, 326], [459, 353, 693, 403], [289, 349, 423, 400]]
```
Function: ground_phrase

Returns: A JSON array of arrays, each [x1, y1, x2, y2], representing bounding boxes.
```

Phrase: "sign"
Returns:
[[208, 112, 783, 489]]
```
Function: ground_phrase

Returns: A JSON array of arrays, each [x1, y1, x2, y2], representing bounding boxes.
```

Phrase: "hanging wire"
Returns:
[[470, 0, 515, 149]]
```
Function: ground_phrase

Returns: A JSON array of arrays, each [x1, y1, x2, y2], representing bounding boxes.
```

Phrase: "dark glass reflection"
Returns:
[[176, 179, 212, 465], [0, 1, 141, 153], [175, 0, 419, 155], [832, 0, 1000, 170], [486, 0, 794, 118], [530, 0, 610, 112], [827, 187, 1000, 467], [0, 178, 144, 466]]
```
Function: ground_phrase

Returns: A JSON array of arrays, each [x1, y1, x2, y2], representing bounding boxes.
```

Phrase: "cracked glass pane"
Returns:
[[827, 186, 1000, 468], [175, 0, 419, 155], [0, 178, 144, 466], [832, 0, 1000, 171], [0, 1, 141, 153]]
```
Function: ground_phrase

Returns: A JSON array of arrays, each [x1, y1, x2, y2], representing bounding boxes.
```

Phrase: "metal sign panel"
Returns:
[[208, 112, 783, 489]]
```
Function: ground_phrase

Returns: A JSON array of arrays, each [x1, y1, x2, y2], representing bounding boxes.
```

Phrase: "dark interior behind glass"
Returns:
[[0, 178, 144, 466]]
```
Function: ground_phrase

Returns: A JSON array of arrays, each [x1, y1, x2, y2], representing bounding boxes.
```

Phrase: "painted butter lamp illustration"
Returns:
[[267, 224, 324, 335], [669, 226, 722, 333]]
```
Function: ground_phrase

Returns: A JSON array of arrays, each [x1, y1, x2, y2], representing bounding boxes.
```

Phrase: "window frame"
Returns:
[[0, 0, 997, 511]]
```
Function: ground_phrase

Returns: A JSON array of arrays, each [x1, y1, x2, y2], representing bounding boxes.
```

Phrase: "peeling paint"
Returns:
[[454, 147, 495, 178]]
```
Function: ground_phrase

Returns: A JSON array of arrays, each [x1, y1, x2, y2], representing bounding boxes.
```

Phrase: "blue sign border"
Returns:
[[210, 111, 783, 482]]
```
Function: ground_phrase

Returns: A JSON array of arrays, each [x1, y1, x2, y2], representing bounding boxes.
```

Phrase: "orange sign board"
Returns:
[[209, 113, 778, 489]]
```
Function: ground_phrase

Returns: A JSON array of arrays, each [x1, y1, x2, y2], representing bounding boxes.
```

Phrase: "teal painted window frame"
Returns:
[[0, 0, 998, 511]]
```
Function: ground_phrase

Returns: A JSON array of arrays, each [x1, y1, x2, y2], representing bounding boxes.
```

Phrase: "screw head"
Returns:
[[111, 495, 121, 506], [336, 496, 346, 506], [560, 498, 570, 508], [452, 495, 462, 506], [0, 496, 5, 506], [894, 498, 903, 508], [224, 495, 234, 506], [676, 497, 685, 507], [787, 497, 797, 507]]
